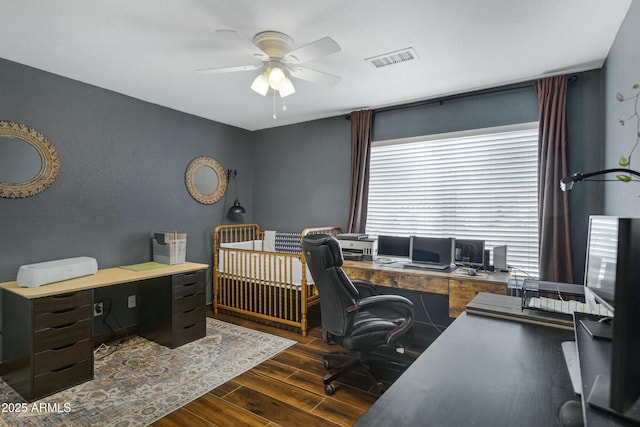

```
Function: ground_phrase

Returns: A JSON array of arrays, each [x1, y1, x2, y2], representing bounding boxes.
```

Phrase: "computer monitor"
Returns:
[[583, 216, 640, 423], [493, 245, 508, 271], [584, 216, 618, 312], [410, 236, 453, 265], [454, 239, 485, 266], [376, 235, 411, 259]]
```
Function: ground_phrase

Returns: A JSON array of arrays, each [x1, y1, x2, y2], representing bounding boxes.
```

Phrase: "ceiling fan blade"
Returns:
[[284, 36, 341, 64], [197, 64, 262, 74], [215, 29, 269, 61], [288, 66, 341, 86]]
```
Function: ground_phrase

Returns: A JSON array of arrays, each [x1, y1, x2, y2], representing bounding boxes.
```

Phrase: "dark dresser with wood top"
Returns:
[[138, 269, 206, 348], [1, 262, 208, 401], [2, 289, 94, 401]]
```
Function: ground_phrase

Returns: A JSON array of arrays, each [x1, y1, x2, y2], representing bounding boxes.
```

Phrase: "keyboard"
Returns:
[[525, 296, 613, 317], [404, 262, 450, 271]]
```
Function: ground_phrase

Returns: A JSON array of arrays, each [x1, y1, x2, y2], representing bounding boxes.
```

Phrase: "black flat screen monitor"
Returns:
[[583, 216, 640, 423], [411, 237, 453, 265], [454, 239, 485, 265], [377, 235, 411, 259]]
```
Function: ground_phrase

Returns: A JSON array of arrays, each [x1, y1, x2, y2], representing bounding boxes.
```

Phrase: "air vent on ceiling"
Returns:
[[365, 47, 419, 69]]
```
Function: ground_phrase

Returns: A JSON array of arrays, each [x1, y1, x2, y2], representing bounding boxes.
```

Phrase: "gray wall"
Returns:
[[251, 116, 352, 231], [0, 58, 254, 347], [604, 0, 640, 215]]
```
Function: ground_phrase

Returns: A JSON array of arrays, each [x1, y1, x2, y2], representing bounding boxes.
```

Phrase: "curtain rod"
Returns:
[[346, 74, 579, 119], [376, 81, 534, 114]]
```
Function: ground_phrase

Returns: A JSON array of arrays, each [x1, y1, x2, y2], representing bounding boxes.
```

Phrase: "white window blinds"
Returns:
[[366, 123, 540, 277]]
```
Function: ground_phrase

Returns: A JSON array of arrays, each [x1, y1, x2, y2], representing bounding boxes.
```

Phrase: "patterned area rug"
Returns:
[[0, 318, 295, 426]]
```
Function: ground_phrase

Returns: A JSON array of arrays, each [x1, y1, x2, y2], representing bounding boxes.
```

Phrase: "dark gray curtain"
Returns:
[[347, 110, 373, 233], [535, 76, 574, 283]]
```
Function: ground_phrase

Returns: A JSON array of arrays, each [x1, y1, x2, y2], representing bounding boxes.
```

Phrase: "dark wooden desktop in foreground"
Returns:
[[357, 293, 634, 426], [356, 303, 576, 426]]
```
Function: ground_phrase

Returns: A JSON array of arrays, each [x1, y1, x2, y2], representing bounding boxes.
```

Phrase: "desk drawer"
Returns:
[[33, 290, 92, 315], [174, 280, 205, 300], [174, 291, 205, 313], [173, 319, 206, 348], [33, 358, 92, 399], [34, 304, 92, 330], [33, 338, 92, 376], [344, 266, 448, 295], [343, 266, 376, 282], [171, 270, 205, 287], [394, 273, 448, 294], [174, 305, 205, 329], [33, 318, 92, 353]]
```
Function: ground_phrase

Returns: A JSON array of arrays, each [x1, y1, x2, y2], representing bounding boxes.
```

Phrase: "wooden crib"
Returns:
[[213, 223, 341, 336]]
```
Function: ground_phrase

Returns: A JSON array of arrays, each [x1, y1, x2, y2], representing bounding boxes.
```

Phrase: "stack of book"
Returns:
[[153, 231, 187, 265]]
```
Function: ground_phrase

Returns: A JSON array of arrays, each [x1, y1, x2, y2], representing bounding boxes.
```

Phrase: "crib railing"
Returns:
[[216, 246, 309, 327], [212, 224, 340, 336]]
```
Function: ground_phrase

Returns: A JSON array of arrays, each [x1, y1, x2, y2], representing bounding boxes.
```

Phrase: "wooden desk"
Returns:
[[1, 262, 208, 299], [1, 262, 208, 401], [355, 312, 576, 426], [342, 260, 509, 317]]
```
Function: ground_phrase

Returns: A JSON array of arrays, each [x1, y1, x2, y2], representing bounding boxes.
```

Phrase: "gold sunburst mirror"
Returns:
[[185, 156, 227, 204], [0, 121, 60, 198]]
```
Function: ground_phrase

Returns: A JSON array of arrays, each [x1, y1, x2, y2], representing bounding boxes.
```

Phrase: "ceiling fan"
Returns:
[[198, 30, 342, 98]]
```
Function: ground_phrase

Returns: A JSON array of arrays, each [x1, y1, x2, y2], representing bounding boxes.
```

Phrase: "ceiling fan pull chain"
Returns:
[[282, 96, 287, 111], [272, 89, 277, 120]]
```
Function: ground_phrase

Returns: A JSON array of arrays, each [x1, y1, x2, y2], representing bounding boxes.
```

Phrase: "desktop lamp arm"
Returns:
[[560, 168, 640, 191]]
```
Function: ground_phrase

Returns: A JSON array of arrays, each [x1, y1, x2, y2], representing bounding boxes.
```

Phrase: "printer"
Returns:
[[336, 234, 377, 261]]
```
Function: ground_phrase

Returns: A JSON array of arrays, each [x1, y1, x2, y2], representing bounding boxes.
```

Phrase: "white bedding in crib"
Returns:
[[218, 240, 313, 286]]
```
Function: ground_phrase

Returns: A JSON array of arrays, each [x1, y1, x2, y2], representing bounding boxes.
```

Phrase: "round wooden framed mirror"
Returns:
[[0, 121, 60, 198], [185, 156, 227, 204]]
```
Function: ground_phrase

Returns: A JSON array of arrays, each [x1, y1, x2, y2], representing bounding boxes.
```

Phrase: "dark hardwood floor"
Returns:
[[151, 311, 421, 427]]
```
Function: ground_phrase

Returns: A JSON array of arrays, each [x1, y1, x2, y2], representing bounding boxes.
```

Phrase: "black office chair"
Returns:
[[302, 233, 415, 395]]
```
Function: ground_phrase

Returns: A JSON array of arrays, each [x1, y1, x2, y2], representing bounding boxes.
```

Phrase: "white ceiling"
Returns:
[[0, 1, 632, 131]]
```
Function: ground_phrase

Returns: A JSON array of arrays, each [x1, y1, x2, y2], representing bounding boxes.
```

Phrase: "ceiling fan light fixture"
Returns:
[[268, 64, 286, 90], [278, 78, 296, 97], [250, 73, 269, 96]]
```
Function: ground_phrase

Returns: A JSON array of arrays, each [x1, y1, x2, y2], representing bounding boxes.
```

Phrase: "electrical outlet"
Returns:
[[127, 294, 136, 308], [94, 302, 104, 317]]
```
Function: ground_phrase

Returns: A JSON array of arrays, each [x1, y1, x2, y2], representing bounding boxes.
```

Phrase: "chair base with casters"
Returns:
[[321, 347, 412, 395], [323, 351, 368, 395]]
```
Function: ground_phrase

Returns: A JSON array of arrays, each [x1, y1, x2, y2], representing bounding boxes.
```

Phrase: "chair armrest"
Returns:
[[355, 294, 414, 314], [348, 295, 415, 346], [351, 279, 377, 297]]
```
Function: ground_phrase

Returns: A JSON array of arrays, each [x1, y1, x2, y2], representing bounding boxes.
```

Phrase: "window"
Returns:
[[366, 123, 539, 277]]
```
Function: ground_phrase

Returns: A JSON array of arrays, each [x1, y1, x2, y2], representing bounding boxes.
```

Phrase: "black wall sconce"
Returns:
[[227, 169, 246, 214]]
